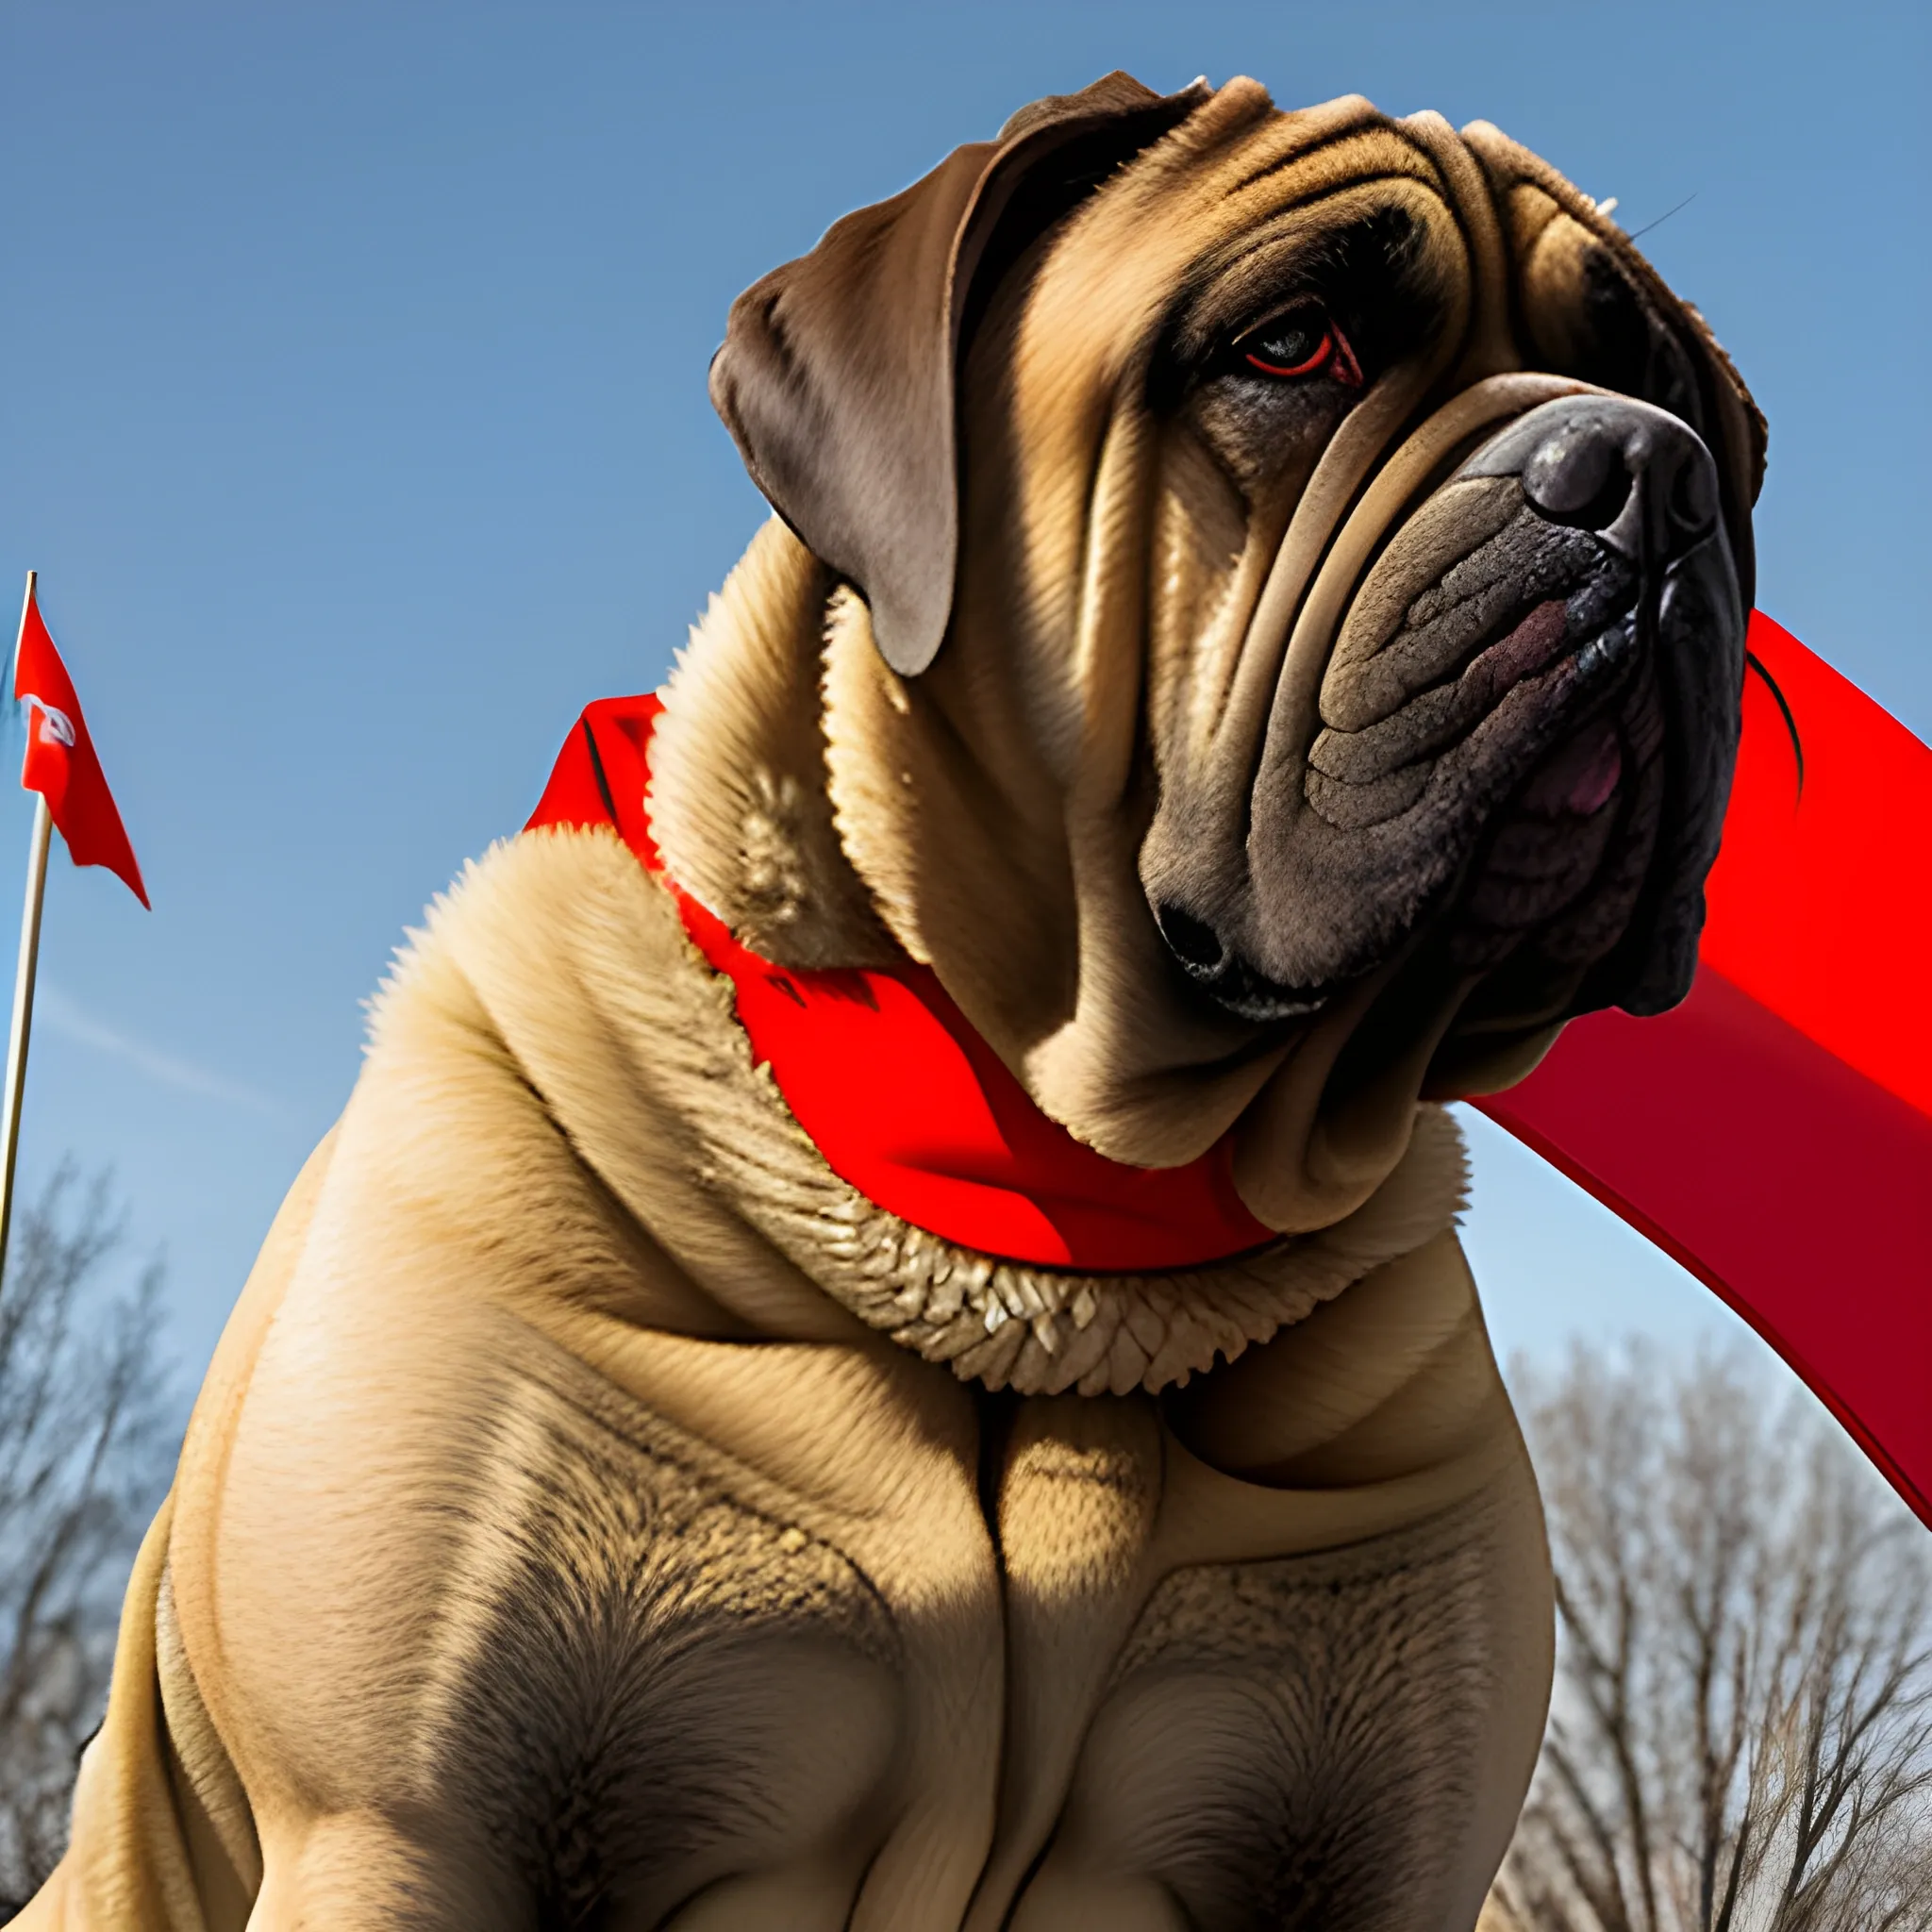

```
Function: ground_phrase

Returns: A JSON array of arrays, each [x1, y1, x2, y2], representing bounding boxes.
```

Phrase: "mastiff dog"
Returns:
[[25, 70, 1760, 1932]]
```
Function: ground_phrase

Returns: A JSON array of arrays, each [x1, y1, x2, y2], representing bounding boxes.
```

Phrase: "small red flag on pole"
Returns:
[[0, 573, 149, 1288], [13, 575, 147, 907]]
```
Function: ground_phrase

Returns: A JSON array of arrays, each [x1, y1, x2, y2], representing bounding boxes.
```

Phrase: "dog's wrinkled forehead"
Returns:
[[709, 71, 1764, 676]]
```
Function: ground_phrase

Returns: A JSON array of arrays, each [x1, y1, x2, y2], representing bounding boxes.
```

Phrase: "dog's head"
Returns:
[[708, 73, 1762, 1232]]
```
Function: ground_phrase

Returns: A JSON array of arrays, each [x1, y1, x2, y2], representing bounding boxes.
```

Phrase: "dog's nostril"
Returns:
[[1156, 903, 1227, 974], [1523, 425, 1633, 531], [1668, 452, 1717, 532]]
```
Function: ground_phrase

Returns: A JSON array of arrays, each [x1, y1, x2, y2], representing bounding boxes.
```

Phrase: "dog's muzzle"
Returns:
[[1154, 392, 1745, 1035]]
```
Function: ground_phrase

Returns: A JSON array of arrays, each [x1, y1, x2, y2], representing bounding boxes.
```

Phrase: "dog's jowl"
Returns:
[[20, 72, 1759, 1932]]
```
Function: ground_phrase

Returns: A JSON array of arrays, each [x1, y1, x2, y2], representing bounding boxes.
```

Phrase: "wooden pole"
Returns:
[[0, 572, 50, 1296]]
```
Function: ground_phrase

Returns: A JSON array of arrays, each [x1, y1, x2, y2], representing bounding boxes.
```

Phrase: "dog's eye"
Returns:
[[1236, 307, 1364, 388]]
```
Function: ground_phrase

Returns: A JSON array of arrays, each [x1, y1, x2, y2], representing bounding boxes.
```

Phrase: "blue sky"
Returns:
[[1, 0, 1925, 1394]]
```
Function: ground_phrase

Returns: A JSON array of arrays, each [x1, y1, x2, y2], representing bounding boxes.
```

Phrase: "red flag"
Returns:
[[1478, 612, 1932, 1528], [12, 581, 148, 908]]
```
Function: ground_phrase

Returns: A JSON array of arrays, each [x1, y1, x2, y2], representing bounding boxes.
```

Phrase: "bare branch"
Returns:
[[0, 1171, 173, 1917], [1499, 1342, 1932, 1931]]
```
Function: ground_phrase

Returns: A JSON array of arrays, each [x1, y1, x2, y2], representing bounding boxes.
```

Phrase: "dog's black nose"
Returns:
[[1461, 393, 1719, 566]]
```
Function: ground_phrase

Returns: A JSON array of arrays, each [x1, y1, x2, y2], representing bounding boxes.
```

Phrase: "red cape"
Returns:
[[1479, 612, 1932, 1526], [529, 611, 1931, 1526]]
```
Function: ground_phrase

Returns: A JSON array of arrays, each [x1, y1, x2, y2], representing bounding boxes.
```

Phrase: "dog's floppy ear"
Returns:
[[709, 72, 1211, 676]]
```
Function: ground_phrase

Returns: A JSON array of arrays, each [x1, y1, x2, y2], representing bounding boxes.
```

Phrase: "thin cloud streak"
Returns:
[[37, 985, 292, 1121]]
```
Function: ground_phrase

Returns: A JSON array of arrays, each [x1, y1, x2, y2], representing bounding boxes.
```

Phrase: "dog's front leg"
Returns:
[[1007, 1233, 1554, 1932]]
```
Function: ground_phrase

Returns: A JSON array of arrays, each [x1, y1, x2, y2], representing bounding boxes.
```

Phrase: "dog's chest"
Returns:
[[431, 1363, 1491, 1931]]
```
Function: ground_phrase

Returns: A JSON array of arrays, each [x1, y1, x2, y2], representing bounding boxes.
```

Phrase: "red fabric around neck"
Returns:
[[524, 694, 1274, 1271]]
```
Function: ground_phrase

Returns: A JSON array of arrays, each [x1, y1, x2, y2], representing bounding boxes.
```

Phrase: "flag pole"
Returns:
[[0, 572, 51, 1296]]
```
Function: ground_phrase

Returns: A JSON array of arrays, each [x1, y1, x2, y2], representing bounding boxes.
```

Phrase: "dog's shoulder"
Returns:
[[343, 824, 863, 1341]]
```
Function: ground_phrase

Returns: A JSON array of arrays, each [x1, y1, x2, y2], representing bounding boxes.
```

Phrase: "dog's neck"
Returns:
[[649, 519, 901, 971]]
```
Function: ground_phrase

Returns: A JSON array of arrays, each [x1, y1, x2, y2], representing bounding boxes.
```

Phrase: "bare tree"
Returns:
[[1496, 1341, 1932, 1932], [0, 1168, 173, 1917]]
